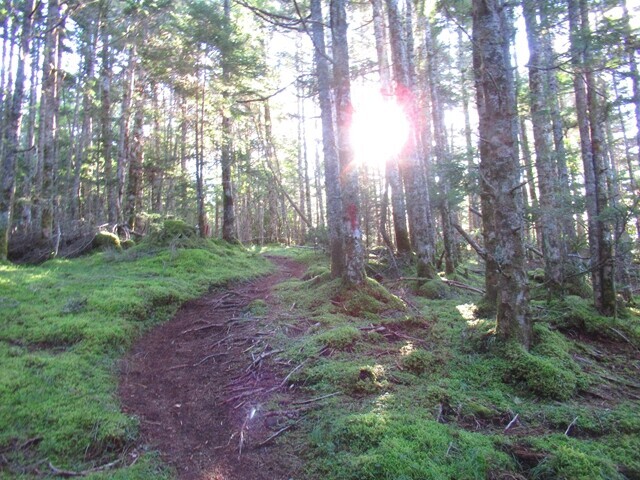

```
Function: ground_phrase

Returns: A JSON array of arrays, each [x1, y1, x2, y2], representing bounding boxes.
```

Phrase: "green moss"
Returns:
[[305, 361, 386, 395], [315, 325, 362, 350], [93, 232, 122, 252], [121, 239, 135, 250], [247, 299, 268, 316], [309, 410, 514, 480], [0, 242, 271, 474], [337, 278, 406, 317], [502, 343, 578, 400], [531, 443, 623, 480], [401, 348, 434, 375], [417, 278, 448, 299]]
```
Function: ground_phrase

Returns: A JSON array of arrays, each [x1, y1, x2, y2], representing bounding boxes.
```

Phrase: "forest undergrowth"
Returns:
[[264, 249, 640, 480], [1, 237, 639, 479], [0, 223, 272, 478]]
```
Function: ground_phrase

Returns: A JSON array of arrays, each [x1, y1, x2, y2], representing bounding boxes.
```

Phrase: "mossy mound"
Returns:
[[92, 232, 121, 251], [546, 296, 640, 344], [401, 348, 434, 375], [502, 341, 581, 401], [121, 239, 135, 250], [144, 219, 199, 247], [335, 278, 406, 317], [416, 278, 449, 299]]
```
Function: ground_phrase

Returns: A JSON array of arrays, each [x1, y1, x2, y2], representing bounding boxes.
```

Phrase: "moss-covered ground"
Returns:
[[0, 232, 271, 478], [2, 241, 639, 479], [263, 251, 640, 480]]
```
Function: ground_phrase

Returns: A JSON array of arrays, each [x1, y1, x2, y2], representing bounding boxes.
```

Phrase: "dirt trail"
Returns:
[[119, 256, 307, 480]]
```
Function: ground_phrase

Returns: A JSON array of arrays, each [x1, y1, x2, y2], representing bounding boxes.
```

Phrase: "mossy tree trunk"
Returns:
[[473, 0, 530, 348]]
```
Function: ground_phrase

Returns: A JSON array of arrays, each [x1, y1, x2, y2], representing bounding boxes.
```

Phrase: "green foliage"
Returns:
[[0, 243, 270, 474]]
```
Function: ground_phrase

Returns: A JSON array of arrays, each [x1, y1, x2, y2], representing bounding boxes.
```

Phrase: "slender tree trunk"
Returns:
[[568, 0, 616, 316], [386, 0, 437, 280], [125, 80, 144, 231], [116, 48, 134, 224], [0, 0, 34, 260], [310, 0, 344, 275], [425, 19, 456, 275], [473, 0, 530, 347], [99, 5, 115, 224], [331, 0, 365, 285], [39, 0, 61, 241], [523, 0, 567, 295], [370, 0, 411, 255], [20, 23, 40, 231]]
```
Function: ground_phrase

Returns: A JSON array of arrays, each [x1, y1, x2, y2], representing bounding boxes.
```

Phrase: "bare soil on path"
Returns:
[[119, 256, 307, 480]]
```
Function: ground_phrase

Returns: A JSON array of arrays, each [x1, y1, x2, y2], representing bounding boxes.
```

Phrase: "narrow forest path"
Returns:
[[119, 256, 307, 480]]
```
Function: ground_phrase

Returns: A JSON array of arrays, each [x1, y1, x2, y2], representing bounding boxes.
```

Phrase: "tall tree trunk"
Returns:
[[310, 0, 344, 276], [0, 0, 34, 260], [39, 0, 61, 241], [20, 22, 40, 231], [523, 0, 567, 295], [473, 0, 530, 347], [568, 0, 616, 316], [370, 0, 411, 255], [221, 0, 236, 242], [98, 2, 115, 224], [331, 0, 365, 285], [425, 18, 456, 275], [70, 17, 98, 224], [125, 81, 144, 230], [116, 47, 135, 224], [386, 0, 437, 280]]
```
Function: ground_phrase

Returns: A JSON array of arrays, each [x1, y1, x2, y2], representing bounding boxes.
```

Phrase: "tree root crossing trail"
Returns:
[[119, 256, 307, 480]]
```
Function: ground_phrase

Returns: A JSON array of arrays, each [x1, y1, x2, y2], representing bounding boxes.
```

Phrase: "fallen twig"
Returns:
[[441, 279, 485, 295], [193, 352, 227, 367], [504, 413, 519, 432], [247, 349, 284, 371], [292, 392, 339, 405], [608, 327, 639, 351], [565, 416, 578, 436], [179, 323, 225, 336], [256, 422, 297, 448], [48, 458, 120, 477]]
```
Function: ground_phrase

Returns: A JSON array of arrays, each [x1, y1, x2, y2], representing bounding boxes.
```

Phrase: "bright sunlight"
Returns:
[[350, 86, 410, 168]]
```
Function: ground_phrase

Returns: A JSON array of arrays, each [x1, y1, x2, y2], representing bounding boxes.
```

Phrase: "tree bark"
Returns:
[[386, 0, 437, 280], [370, 0, 410, 255], [0, 0, 34, 260], [125, 80, 144, 231], [473, 0, 530, 348], [331, 0, 365, 285], [310, 0, 344, 276], [39, 0, 61, 241], [523, 0, 567, 295]]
